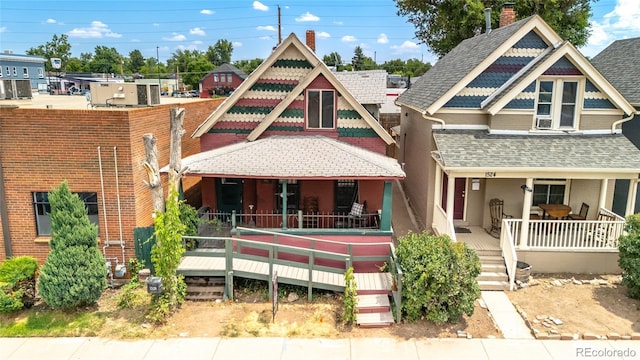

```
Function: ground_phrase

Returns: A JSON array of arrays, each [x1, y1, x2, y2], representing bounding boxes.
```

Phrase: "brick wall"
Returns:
[[0, 98, 224, 263]]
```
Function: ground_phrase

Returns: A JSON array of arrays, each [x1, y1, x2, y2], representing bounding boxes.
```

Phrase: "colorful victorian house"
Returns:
[[396, 8, 640, 286], [181, 32, 404, 271], [199, 63, 247, 98]]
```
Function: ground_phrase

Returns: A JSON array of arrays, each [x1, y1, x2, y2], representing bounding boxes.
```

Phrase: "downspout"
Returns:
[[422, 112, 446, 128], [0, 159, 12, 258], [612, 111, 640, 134]]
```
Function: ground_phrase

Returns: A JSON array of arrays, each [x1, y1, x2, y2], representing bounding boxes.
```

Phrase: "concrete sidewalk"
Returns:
[[2, 336, 640, 360]]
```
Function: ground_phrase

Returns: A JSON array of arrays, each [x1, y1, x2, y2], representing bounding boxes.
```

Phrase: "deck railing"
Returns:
[[500, 220, 518, 291], [503, 208, 625, 250], [433, 204, 456, 241], [198, 209, 381, 232]]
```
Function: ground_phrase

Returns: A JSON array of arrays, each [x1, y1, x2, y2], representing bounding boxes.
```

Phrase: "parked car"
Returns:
[[189, 90, 199, 98]]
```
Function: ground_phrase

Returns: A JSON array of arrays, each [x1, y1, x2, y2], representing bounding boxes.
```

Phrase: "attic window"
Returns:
[[534, 79, 581, 130], [307, 89, 335, 129]]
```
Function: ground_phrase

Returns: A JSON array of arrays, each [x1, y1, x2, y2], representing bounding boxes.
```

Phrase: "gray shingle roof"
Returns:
[[396, 17, 533, 112], [203, 63, 247, 79], [591, 37, 640, 105], [433, 130, 640, 171], [177, 135, 405, 178], [334, 70, 387, 105]]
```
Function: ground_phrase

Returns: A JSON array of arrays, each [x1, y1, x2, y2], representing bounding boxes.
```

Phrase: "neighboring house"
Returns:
[[0, 53, 47, 97], [199, 63, 247, 98], [0, 97, 225, 267], [591, 37, 640, 216], [179, 31, 404, 270], [395, 5, 640, 280]]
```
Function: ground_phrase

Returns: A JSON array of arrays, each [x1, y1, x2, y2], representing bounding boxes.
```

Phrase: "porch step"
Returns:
[[478, 255, 506, 265], [356, 294, 390, 313], [356, 311, 395, 328], [477, 271, 509, 283], [478, 280, 511, 291], [475, 249, 503, 257], [481, 263, 507, 272], [184, 276, 225, 301]]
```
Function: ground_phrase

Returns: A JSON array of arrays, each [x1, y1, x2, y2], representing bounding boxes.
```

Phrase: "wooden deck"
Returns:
[[454, 225, 501, 252], [178, 255, 393, 293]]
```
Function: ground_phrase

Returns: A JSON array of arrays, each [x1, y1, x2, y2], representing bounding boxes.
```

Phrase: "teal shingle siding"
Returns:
[[513, 31, 548, 49], [444, 95, 486, 108], [272, 59, 313, 68], [584, 98, 616, 109], [338, 128, 378, 137], [504, 98, 534, 109], [337, 109, 362, 119]]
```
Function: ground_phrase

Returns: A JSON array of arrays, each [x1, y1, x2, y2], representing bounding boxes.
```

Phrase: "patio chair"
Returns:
[[488, 198, 513, 238], [568, 202, 589, 220], [348, 201, 367, 228]]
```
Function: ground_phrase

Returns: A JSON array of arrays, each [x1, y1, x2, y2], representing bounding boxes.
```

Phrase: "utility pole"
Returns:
[[278, 5, 282, 44], [156, 46, 161, 90]]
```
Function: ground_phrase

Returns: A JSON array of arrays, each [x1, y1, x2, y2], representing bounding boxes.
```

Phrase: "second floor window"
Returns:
[[213, 74, 218, 82], [227, 74, 232, 83], [23, 67, 29, 78], [307, 90, 335, 129], [38, 68, 44, 78], [535, 79, 579, 130], [12, 67, 17, 76]]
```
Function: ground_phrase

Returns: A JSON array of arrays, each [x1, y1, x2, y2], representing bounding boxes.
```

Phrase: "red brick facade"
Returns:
[[0, 98, 224, 263]]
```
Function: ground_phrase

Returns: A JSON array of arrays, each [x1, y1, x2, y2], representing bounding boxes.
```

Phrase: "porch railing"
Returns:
[[503, 208, 625, 250], [500, 220, 518, 291], [432, 204, 457, 242], [198, 208, 381, 232]]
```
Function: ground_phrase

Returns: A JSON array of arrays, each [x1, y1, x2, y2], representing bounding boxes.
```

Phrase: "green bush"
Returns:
[[619, 214, 640, 299], [37, 182, 108, 309], [396, 231, 481, 324], [0, 256, 38, 312], [342, 267, 357, 325]]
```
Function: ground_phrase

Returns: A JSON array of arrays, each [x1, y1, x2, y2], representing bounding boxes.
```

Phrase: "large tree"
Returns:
[[322, 52, 343, 68], [205, 39, 233, 66], [234, 58, 263, 75], [26, 34, 72, 72], [89, 46, 122, 74], [395, 0, 595, 58], [128, 49, 145, 74]]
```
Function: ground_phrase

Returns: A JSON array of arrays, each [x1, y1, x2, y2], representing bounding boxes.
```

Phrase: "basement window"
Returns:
[[33, 192, 99, 236]]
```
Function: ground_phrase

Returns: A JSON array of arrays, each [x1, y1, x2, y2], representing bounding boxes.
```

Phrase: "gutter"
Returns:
[[612, 111, 640, 134], [394, 100, 447, 128]]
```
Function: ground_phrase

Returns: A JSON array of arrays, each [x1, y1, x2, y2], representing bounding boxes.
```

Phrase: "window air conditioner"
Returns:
[[536, 116, 552, 130]]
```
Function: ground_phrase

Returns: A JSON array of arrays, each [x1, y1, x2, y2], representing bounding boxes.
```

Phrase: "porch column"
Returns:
[[281, 180, 288, 229], [626, 179, 639, 217], [379, 181, 392, 231], [519, 177, 534, 249], [446, 174, 455, 224], [599, 179, 608, 213], [434, 165, 442, 209]]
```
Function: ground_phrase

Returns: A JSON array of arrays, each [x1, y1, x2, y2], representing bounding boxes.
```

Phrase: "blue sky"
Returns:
[[0, 0, 638, 65]]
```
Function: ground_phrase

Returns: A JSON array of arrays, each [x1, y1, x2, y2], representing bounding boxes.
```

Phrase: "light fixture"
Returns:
[[520, 184, 533, 193]]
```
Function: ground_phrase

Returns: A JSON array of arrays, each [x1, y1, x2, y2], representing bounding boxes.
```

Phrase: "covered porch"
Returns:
[[429, 130, 640, 283]]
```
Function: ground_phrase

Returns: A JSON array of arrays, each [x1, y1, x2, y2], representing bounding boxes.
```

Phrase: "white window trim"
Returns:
[[533, 77, 584, 131], [306, 89, 336, 130], [213, 74, 218, 82], [531, 179, 571, 210], [12, 67, 17, 76], [38, 68, 44, 78], [23, 67, 29, 78]]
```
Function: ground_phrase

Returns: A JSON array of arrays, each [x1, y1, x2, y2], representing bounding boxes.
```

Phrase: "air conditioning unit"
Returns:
[[90, 83, 160, 107], [536, 116, 553, 130]]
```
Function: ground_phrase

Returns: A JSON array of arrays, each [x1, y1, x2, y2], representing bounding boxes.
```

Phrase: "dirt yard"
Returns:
[[507, 274, 640, 339]]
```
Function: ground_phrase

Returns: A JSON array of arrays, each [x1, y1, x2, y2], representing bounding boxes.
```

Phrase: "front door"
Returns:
[[442, 175, 466, 220], [216, 178, 243, 214]]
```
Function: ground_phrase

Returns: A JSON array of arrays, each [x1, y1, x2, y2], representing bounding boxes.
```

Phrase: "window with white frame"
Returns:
[[226, 74, 232, 83], [307, 90, 335, 129], [5, 67, 10, 77], [23, 67, 29, 78], [33, 192, 99, 236], [532, 179, 569, 206], [38, 68, 44, 78], [213, 74, 218, 82], [12, 67, 17, 76], [535, 79, 580, 130]]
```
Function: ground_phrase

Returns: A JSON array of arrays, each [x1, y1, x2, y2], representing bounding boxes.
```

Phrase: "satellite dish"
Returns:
[[50, 58, 62, 69]]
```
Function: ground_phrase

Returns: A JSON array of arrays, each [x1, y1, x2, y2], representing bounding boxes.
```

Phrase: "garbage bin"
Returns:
[[515, 261, 531, 283]]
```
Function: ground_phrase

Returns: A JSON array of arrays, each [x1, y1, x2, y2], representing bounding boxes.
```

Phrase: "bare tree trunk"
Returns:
[[142, 133, 165, 213], [168, 107, 186, 190]]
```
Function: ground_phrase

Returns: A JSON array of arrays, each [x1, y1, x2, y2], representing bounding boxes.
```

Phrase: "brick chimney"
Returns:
[[499, 2, 516, 27], [305, 30, 316, 52]]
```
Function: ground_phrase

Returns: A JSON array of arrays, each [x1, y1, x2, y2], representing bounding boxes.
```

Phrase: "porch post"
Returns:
[[281, 180, 288, 229], [446, 174, 455, 223], [519, 177, 534, 249], [598, 179, 608, 213], [626, 179, 639, 216], [379, 181, 392, 231], [434, 165, 442, 208]]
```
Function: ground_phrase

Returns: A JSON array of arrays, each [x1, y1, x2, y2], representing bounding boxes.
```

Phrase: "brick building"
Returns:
[[0, 98, 224, 263]]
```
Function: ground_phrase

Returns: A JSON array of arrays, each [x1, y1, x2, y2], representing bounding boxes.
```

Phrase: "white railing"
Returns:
[[503, 208, 625, 251], [500, 219, 518, 291], [433, 204, 456, 242]]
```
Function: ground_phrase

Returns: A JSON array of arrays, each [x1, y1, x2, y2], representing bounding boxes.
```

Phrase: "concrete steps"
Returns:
[[355, 294, 394, 328], [478, 254, 510, 291]]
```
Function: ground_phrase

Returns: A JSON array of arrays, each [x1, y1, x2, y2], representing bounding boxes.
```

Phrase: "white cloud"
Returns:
[[253, 1, 269, 11], [45, 19, 56, 24], [341, 35, 357, 43], [583, 0, 640, 57], [609, 0, 640, 30], [67, 21, 122, 38], [257, 25, 276, 31], [163, 33, 187, 41], [377, 33, 389, 44], [200, 9, 214, 15], [390, 40, 421, 55], [176, 44, 198, 51], [233, 41, 243, 47], [190, 27, 206, 36], [317, 31, 330, 39], [296, 12, 319, 22]]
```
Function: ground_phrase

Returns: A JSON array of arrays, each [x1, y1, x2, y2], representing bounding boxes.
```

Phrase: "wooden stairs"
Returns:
[[184, 276, 225, 300], [355, 292, 395, 328], [477, 249, 510, 291]]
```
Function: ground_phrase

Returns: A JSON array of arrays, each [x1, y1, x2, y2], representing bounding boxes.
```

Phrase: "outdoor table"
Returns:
[[538, 203, 572, 220]]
